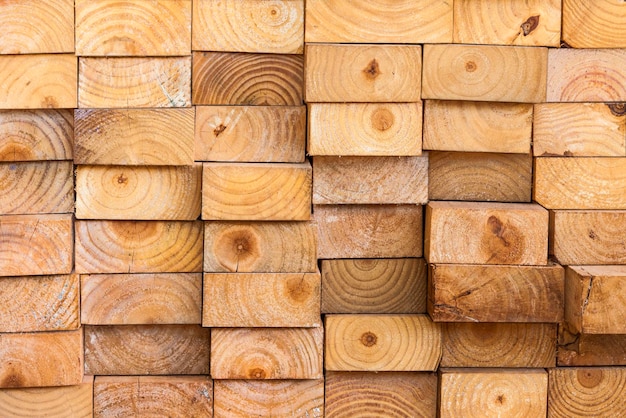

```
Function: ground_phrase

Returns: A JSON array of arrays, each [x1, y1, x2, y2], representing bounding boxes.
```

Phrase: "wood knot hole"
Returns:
[[465, 61, 477, 72], [363, 59, 380, 80], [117, 173, 128, 184], [270, 8, 277, 15], [495, 394, 505, 405], [213, 124, 227, 137], [248, 368, 267, 379], [607, 103, 626, 116], [360, 332, 377, 347], [521, 15, 540, 36]]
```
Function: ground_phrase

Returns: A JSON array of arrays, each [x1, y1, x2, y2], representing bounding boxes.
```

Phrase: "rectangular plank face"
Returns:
[[425, 202, 549, 265], [325, 315, 441, 372], [0, 55, 77, 109], [305, 44, 422, 103], [422, 44, 547, 103], [79, 57, 191, 108], [306, 0, 452, 43], [429, 264, 564, 323], [74, 108, 194, 165], [441, 323, 557, 368], [211, 327, 324, 379], [84, 325, 210, 375], [81, 273, 202, 325], [203, 272, 321, 327], [453, 0, 561, 46], [195, 106, 305, 162], [308, 103, 422, 156], [193, 0, 304, 53], [76, 0, 191, 56], [562, 0, 626, 48]]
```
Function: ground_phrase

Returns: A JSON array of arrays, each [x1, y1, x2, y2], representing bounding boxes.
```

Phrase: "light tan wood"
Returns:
[[202, 163, 311, 221], [76, 0, 191, 56], [429, 263, 564, 322], [84, 325, 210, 375], [203, 272, 321, 327], [425, 201, 548, 265], [547, 49, 626, 102], [559, 327, 626, 366], [565, 265, 626, 334], [422, 44, 547, 103], [0, 110, 73, 162], [313, 156, 428, 205], [0, 0, 74, 54], [211, 328, 323, 379], [204, 221, 316, 273], [75, 220, 203, 274], [321, 258, 427, 314], [214, 380, 323, 417], [325, 371, 437, 418], [79, 57, 191, 108], [193, 52, 303, 105], [0, 329, 83, 388], [0, 55, 77, 109], [0, 214, 72, 277], [535, 158, 626, 209], [193, 0, 303, 53], [94, 376, 212, 418], [423, 100, 532, 153], [74, 108, 194, 165], [562, 0, 626, 48], [453, 0, 561, 46], [305, 0, 452, 44], [0, 274, 78, 332], [548, 367, 626, 417], [552, 210, 626, 265], [533, 103, 626, 156], [195, 105, 305, 162], [0, 161, 73, 214], [325, 314, 441, 372], [307, 103, 422, 156], [441, 323, 557, 368], [315, 205, 423, 259], [305, 44, 422, 103], [439, 369, 548, 418], [81, 273, 202, 325], [76, 165, 201, 220], [429, 152, 532, 202]]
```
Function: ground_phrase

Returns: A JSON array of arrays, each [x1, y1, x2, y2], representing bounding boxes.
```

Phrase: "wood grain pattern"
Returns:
[[204, 221, 316, 273], [533, 103, 626, 156], [0, 55, 77, 109], [0, 214, 73, 277], [0, 161, 73, 214], [75, 220, 203, 274], [211, 327, 323, 379], [202, 163, 311, 221], [0, 110, 73, 162], [203, 272, 321, 327], [429, 263, 564, 322], [441, 323, 557, 368], [0, 0, 74, 54], [84, 325, 210, 375], [79, 57, 191, 108], [321, 258, 427, 314], [562, 0, 626, 48], [325, 372, 437, 418], [195, 105, 305, 162], [94, 376, 212, 418], [193, 0, 303, 53], [307, 103, 422, 156], [214, 380, 323, 417], [547, 49, 626, 102], [76, 0, 191, 56], [76, 165, 202, 220], [74, 108, 194, 165], [559, 328, 626, 366], [453, 0, 561, 46], [325, 315, 441, 372], [193, 52, 303, 105], [305, 44, 422, 103], [0, 329, 83, 388], [81, 273, 202, 325], [422, 44, 547, 103], [423, 100, 532, 153], [429, 152, 532, 202]]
